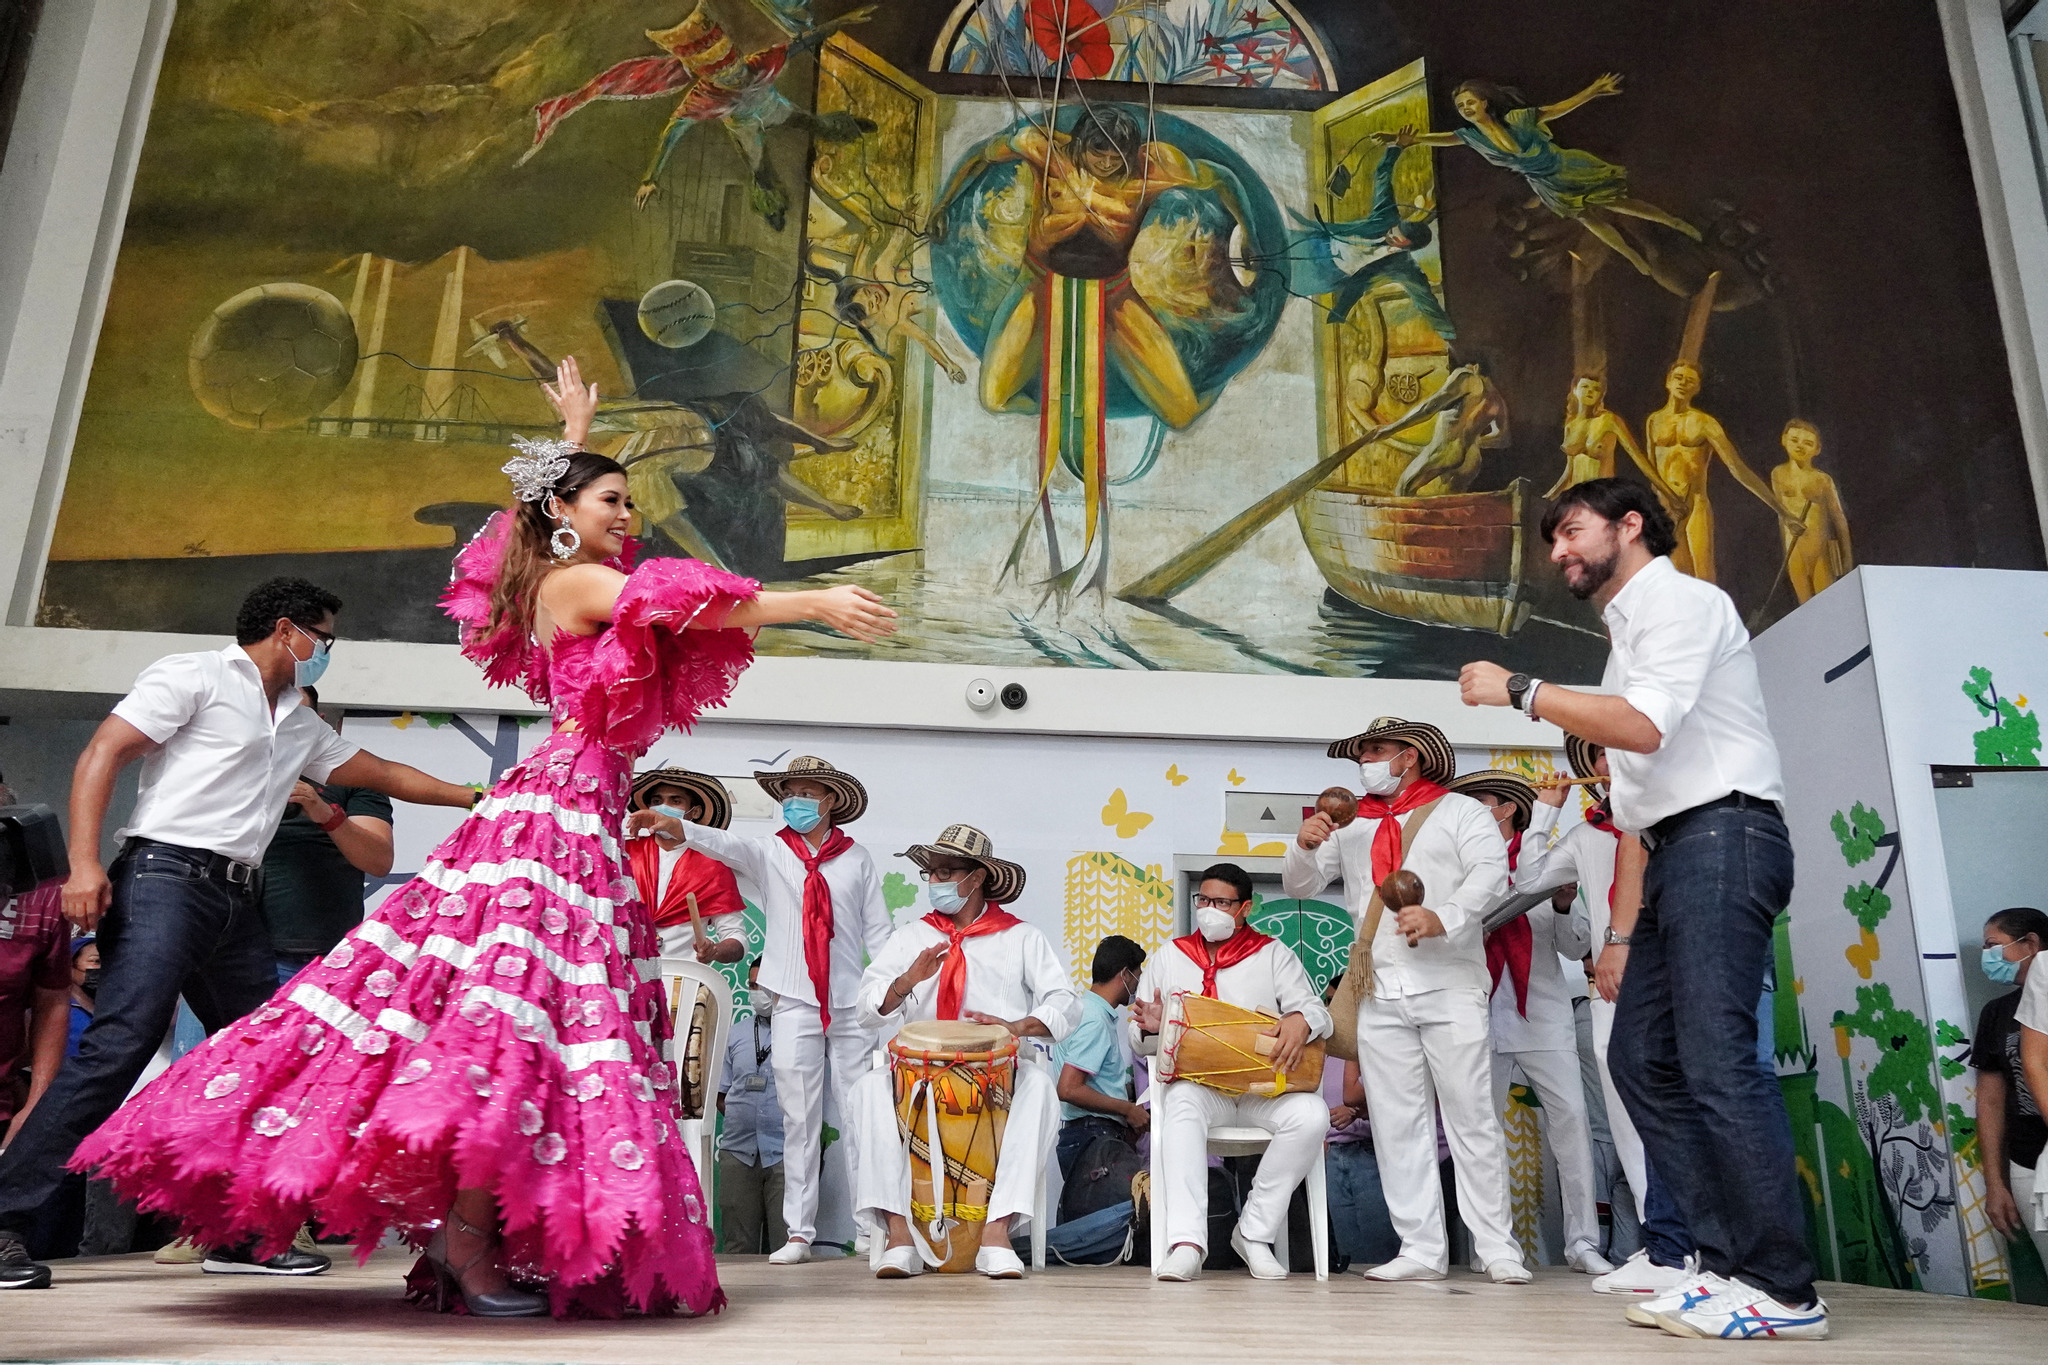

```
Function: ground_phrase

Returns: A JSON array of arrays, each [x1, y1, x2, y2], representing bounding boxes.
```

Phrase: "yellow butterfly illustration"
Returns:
[[1101, 788, 1154, 839], [1217, 829, 1285, 857], [1226, 768, 1246, 787], [1164, 764, 1190, 787], [1845, 927, 1881, 981]]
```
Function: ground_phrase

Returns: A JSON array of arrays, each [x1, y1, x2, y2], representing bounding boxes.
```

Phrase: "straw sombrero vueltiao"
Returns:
[[898, 823, 1026, 905], [1446, 768, 1537, 832], [629, 767, 733, 829], [753, 755, 869, 825], [1564, 734, 1607, 788], [1326, 716, 1456, 787]]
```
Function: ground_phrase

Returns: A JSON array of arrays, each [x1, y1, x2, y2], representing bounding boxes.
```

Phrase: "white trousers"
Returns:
[[849, 1061, 1057, 1235], [1158, 1080, 1327, 1251], [1492, 1047, 1603, 1258], [771, 997, 875, 1243], [1588, 996, 1647, 1219], [2011, 1160, 2048, 1271], [1356, 986, 1520, 1272]]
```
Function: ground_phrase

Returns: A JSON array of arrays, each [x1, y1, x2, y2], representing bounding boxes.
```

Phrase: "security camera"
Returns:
[[999, 682, 1028, 711], [965, 678, 997, 711]]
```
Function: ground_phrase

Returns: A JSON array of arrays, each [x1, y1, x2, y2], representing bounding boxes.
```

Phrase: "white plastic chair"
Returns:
[[659, 957, 733, 1217], [1145, 1056, 1329, 1280]]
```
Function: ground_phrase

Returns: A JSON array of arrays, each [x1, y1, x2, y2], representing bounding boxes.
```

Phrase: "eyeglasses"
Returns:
[[919, 867, 976, 882], [289, 621, 335, 650], [1193, 894, 1243, 909]]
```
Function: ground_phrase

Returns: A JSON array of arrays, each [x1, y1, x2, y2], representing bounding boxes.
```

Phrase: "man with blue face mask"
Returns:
[[651, 755, 893, 1267]]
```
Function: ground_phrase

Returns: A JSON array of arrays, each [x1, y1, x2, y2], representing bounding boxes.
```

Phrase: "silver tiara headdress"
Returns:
[[502, 436, 576, 503]]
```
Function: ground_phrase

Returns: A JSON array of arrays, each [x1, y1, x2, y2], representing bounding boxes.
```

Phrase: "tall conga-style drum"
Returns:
[[889, 1019, 1017, 1272]]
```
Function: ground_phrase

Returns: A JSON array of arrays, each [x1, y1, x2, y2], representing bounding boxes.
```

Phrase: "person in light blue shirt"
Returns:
[[1052, 936, 1148, 1181], [717, 960, 788, 1254]]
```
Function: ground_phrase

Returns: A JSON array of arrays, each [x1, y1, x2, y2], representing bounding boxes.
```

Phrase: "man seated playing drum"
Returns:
[[1130, 862, 1333, 1282], [852, 825, 1080, 1279]]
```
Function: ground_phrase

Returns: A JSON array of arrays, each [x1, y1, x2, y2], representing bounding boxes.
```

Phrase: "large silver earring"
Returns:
[[549, 523, 581, 561]]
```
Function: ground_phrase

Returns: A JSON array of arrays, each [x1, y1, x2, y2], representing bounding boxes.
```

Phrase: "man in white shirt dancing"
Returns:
[[0, 578, 482, 1291], [1283, 718, 1524, 1283], [1460, 478, 1824, 1340], [851, 825, 1077, 1279]]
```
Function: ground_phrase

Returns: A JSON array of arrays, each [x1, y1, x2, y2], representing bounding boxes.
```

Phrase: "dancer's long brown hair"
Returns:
[[484, 449, 627, 652]]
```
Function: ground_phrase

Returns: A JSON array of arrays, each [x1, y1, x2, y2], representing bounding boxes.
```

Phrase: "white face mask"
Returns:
[[1358, 759, 1404, 796], [1195, 906, 1238, 942]]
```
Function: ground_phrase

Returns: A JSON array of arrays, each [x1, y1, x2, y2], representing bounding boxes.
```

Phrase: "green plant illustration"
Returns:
[[1831, 803, 1886, 866], [1962, 666, 2042, 765], [881, 870, 920, 918]]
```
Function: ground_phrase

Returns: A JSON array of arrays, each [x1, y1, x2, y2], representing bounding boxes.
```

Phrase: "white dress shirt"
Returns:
[[1599, 555, 1785, 831], [1130, 935, 1334, 1050], [112, 645, 359, 866], [1507, 804, 1560, 892], [679, 823, 892, 1013], [2018, 959, 2048, 1037], [1281, 791, 1508, 997], [855, 908, 1081, 1040], [1483, 871, 1592, 1054]]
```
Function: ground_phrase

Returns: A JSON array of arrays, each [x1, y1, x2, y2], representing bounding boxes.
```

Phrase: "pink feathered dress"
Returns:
[[73, 519, 758, 1318]]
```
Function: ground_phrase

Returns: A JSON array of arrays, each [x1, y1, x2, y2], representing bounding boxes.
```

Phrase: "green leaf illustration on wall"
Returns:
[[1831, 803, 1886, 866], [1962, 666, 2043, 765], [1843, 882, 1891, 933], [1832, 983, 1939, 1123], [881, 870, 919, 917]]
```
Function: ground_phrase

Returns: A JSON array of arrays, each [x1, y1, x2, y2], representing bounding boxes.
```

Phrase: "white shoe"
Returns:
[[853, 1232, 872, 1255], [1625, 1269, 1729, 1327], [1593, 1248, 1697, 1295], [1363, 1255, 1446, 1281], [1567, 1246, 1616, 1275], [975, 1245, 1025, 1279], [875, 1245, 923, 1279], [1654, 1280, 1830, 1341], [1155, 1244, 1203, 1282], [767, 1239, 812, 1265], [1486, 1259, 1532, 1285], [1229, 1226, 1287, 1280]]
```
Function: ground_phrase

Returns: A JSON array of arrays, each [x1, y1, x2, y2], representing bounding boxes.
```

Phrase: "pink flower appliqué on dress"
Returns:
[[70, 545, 758, 1320]]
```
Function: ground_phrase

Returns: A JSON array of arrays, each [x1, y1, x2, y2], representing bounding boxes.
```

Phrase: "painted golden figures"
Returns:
[[1548, 374, 1657, 498], [1645, 360, 1801, 583], [1771, 419, 1854, 603]]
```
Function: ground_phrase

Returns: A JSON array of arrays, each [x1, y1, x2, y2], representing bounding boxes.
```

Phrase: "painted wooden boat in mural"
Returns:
[[1294, 478, 1532, 636]]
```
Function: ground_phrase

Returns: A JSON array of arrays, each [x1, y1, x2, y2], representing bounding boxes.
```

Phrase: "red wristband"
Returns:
[[318, 807, 349, 833]]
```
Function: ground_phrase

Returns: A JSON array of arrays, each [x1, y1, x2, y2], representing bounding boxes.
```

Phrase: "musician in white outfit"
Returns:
[[1282, 716, 1527, 1283], [1448, 768, 1612, 1276], [850, 826, 1078, 1280], [1132, 862, 1332, 1283]]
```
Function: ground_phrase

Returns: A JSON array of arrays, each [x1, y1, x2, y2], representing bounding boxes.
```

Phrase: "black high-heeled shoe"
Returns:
[[421, 1213, 548, 1318]]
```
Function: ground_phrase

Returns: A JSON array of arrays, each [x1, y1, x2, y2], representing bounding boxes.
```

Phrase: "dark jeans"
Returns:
[[1324, 1141, 1401, 1265], [1611, 802, 1816, 1306], [275, 952, 319, 988], [0, 841, 278, 1238], [1055, 1115, 1129, 1183]]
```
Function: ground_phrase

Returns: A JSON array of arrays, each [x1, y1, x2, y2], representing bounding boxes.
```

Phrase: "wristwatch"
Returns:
[[317, 807, 348, 833], [1506, 673, 1533, 711], [1603, 927, 1631, 946]]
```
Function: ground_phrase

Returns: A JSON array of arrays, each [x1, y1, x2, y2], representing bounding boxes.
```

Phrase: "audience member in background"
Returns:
[[1975, 907, 2048, 1273], [1323, 1057, 1400, 1266], [0, 782, 69, 1152], [62, 938, 97, 1060], [2021, 944, 2048, 1244], [0, 577, 481, 1291], [716, 959, 787, 1255], [625, 768, 745, 964], [1053, 935, 1148, 1182], [260, 688, 394, 984]]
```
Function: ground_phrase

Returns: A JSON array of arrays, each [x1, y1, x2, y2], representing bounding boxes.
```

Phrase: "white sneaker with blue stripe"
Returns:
[[1652, 1277, 1830, 1340], [1623, 1267, 1726, 1327]]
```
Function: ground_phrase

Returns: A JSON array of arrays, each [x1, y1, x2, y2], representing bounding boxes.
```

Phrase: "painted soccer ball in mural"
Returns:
[[637, 279, 717, 350], [187, 283, 359, 431]]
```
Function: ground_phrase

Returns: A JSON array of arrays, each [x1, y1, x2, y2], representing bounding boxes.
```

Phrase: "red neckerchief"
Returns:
[[1359, 778, 1451, 885], [777, 825, 854, 1029], [1585, 803, 1623, 911], [1174, 924, 1274, 997], [1485, 826, 1533, 1015], [920, 904, 1024, 1020], [627, 839, 745, 928]]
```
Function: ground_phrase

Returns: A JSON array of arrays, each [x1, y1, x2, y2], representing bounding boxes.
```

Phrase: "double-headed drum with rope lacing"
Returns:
[[889, 1019, 1016, 1272], [1156, 992, 1325, 1098]]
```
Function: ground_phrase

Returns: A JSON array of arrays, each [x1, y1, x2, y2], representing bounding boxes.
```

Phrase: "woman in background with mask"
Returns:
[[630, 755, 893, 1266], [63, 938, 99, 1061], [1971, 906, 2048, 1275]]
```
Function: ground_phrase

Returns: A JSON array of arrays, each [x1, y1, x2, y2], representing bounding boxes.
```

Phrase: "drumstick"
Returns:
[[686, 891, 708, 950]]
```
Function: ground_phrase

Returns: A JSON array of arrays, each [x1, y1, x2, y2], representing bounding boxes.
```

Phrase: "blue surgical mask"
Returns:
[[1983, 945, 2025, 985], [290, 623, 332, 688], [781, 796, 823, 833], [929, 879, 968, 913]]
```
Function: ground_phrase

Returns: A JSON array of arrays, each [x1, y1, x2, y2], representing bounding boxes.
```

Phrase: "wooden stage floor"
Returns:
[[5, 1249, 2045, 1362]]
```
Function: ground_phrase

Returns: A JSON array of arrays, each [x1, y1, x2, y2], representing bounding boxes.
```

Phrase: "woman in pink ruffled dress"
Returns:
[[73, 358, 896, 1318]]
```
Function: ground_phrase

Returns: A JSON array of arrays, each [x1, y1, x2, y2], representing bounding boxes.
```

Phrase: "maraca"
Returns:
[[1377, 869, 1430, 945], [1317, 787, 1359, 828]]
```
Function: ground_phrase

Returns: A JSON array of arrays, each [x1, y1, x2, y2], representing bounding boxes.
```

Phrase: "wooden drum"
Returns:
[[889, 1019, 1017, 1272], [1157, 992, 1325, 1098]]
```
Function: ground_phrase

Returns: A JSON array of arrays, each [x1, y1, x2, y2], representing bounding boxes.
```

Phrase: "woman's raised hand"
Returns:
[[812, 584, 899, 643], [541, 355, 601, 446]]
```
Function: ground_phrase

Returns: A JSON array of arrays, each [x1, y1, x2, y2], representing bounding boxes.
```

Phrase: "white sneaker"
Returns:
[[1626, 1269, 1730, 1328], [1486, 1259, 1532, 1285], [875, 1245, 923, 1279], [1592, 1248, 1697, 1295], [1155, 1244, 1203, 1282], [975, 1245, 1025, 1279], [1654, 1280, 1830, 1341], [1363, 1255, 1446, 1281], [1229, 1226, 1287, 1280], [1567, 1246, 1616, 1275], [853, 1232, 872, 1256], [767, 1239, 812, 1265]]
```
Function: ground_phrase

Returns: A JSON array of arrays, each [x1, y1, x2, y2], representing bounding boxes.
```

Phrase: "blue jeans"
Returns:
[[0, 841, 279, 1237], [1611, 802, 1816, 1306], [1324, 1141, 1402, 1265], [275, 952, 319, 988], [1056, 1115, 1131, 1183]]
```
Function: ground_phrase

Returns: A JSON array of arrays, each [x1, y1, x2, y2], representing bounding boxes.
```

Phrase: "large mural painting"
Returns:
[[36, 0, 2042, 682]]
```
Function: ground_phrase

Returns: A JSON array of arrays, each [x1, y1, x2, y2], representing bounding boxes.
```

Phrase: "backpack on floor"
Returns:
[[1059, 1129, 1145, 1222]]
